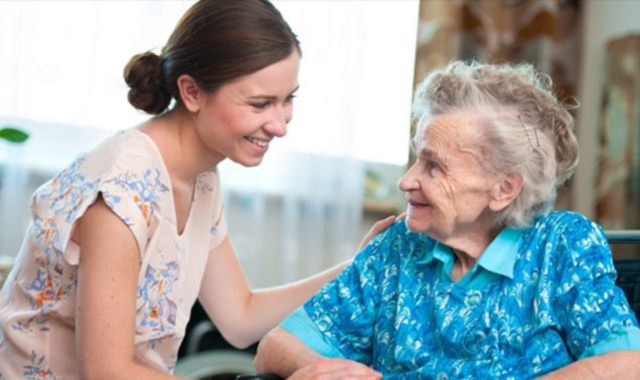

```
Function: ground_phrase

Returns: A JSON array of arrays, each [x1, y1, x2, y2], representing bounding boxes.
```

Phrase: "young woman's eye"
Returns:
[[251, 102, 269, 110], [284, 94, 297, 104]]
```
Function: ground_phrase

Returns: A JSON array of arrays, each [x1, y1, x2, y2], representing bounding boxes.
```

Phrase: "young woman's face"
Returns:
[[195, 51, 300, 167], [397, 113, 499, 240]]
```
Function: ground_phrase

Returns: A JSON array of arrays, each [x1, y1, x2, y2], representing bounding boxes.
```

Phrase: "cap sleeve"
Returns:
[[61, 168, 165, 265], [30, 132, 169, 267]]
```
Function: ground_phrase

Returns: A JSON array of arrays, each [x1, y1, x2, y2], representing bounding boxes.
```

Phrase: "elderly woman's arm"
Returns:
[[538, 351, 640, 379], [254, 327, 382, 380], [254, 327, 319, 377]]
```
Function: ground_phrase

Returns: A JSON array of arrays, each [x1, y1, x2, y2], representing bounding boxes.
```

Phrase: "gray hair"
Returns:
[[412, 61, 579, 227]]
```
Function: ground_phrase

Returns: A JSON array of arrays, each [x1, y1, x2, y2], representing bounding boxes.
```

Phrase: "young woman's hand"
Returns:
[[357, 213, 405, 252]]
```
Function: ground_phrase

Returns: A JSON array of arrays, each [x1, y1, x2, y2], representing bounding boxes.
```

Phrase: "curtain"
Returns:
[[414, 0, 581, 99], [411, 0, 582, 207], [596, 35, 640, 232], [220, 153, 364, 287]]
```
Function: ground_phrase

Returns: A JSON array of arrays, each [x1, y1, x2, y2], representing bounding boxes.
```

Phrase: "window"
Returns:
[[0, 0, 418, 166]]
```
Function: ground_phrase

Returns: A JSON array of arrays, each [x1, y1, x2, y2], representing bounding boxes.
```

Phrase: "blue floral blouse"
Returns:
[[281, 211, 640, 379]]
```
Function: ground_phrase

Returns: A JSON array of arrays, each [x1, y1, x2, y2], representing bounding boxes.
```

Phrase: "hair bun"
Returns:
[[123, 52, 171, 115]]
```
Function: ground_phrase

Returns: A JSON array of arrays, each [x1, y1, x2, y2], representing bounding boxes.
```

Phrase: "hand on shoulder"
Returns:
[[357, 213, 405, 252]]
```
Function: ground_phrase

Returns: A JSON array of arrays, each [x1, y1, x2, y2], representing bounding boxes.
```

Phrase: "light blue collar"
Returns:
[[419, 228, 523, 279], [476, 228, 523, 279]]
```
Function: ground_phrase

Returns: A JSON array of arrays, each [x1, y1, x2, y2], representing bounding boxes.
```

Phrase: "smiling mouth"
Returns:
[[245, 137, 269, 148]]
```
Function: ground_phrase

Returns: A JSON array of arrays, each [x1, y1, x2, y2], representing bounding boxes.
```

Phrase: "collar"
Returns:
[[418, 228, 524, 279]]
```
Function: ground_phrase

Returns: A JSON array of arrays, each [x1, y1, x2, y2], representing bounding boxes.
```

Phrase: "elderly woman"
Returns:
[[253, 61, 640, 379]]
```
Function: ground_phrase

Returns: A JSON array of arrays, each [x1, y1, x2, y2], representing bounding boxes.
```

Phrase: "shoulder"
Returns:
[[49, 129, 158, 181], [526, 210, 606, 245], [34, 129, 169, 221], [90, 129, 159, 168], [524, 210, 612, 275], [532, 209, 595, 230], [357, 220, 435, 267], [85, 129, 167, 189], [367, 220, 429, 250]]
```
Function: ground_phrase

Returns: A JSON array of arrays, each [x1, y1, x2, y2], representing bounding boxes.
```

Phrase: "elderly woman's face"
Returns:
[[398, 113, 500, 239]]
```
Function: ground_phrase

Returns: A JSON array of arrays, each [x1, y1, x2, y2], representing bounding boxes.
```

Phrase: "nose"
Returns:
[[265, 104, 291, 138], [398, 163, 419, 192]]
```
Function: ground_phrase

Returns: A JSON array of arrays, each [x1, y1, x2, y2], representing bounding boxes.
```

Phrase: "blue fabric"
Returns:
[[283, 211, 640, 379], [581, 326, 640, 358], [281, 307, 344, 358]]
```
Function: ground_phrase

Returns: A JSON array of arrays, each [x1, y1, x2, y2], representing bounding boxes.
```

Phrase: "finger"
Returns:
[[290, 373, 380, 380], [372, 215, 396, 232], [379, 214, 397, 226], [357, 215, 399, 251], [298, 369, 381, 380], [309, 359, 382, 378], [395, 212, 406, 221]]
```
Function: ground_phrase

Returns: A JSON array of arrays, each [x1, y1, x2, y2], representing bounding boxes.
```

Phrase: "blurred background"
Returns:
[[1, 0, 640, 306], [1, 0, 639, 376]]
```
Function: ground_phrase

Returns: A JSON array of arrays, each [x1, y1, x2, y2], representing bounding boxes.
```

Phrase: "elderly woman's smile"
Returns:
[[398, 113, 506, 249]]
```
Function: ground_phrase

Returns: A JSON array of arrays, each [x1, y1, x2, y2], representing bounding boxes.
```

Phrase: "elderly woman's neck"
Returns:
[[447, 224, 500, 255], [445, 226, 502, 282]]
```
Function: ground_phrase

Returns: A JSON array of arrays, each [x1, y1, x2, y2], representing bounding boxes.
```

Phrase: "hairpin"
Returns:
[[518, 114, 540, 149]]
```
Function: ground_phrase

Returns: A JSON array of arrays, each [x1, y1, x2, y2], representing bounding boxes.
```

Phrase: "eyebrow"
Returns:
[[418, 148, 439, 162], [247, 85, 300, 100]]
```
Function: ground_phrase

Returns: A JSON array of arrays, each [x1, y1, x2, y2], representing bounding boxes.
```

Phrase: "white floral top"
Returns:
[[0, 129, 227, 379]]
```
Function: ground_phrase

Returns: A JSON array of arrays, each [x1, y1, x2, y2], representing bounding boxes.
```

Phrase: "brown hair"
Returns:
[[124, 0, 300, 115]]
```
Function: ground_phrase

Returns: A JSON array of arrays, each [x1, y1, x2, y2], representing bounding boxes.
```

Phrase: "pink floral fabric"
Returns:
[[0, 129, 227, 379]]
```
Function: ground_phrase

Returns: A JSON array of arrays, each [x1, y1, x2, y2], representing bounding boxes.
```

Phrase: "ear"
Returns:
[[489, 172, 523, 212], [176, 74, 203, 113]]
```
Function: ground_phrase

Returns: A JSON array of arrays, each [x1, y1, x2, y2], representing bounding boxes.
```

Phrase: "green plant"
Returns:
[[0, 125, 29, 144]]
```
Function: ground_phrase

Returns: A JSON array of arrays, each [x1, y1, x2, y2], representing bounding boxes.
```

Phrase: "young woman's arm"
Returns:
[[75, 197, 187, 379], [198, 215, 398, 349], [197, 235, 348, 349]]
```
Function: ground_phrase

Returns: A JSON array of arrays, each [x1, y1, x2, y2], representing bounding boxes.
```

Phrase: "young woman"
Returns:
[[0, 1, 395, 378]]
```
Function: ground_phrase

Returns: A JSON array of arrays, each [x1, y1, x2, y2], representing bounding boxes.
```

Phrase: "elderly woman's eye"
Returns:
[[425, 160, 440, 173]]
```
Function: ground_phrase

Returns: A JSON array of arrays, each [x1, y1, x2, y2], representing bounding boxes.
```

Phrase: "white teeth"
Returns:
[[246, 137, 268, 147]]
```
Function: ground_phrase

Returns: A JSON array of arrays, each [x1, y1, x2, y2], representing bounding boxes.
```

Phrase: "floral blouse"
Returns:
[[0, 129, 227, 379], [282, 211, 640, 379]]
